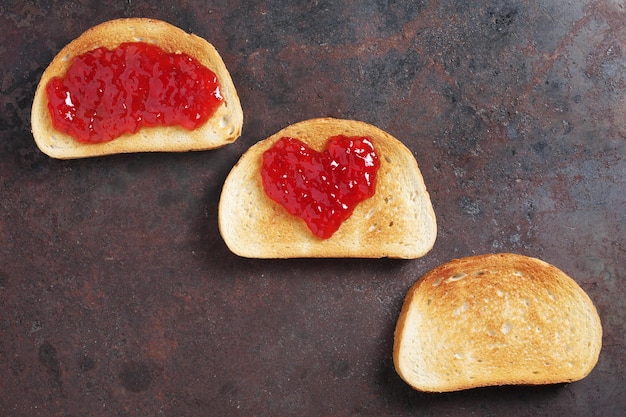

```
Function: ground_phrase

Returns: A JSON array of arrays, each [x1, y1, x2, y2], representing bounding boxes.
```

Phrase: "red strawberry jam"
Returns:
[[261, 135, 380, 239], [46, 42, 223, 143]]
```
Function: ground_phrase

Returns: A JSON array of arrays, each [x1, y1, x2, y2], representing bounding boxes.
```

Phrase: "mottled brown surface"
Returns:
[[0, 1, 624, 416]]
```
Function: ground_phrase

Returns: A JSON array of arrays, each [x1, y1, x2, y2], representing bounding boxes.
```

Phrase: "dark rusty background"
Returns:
[[1, 1, 624, 416]]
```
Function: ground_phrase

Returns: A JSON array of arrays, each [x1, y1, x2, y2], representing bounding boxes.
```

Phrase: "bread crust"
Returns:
[[31, 18, 243, 159], [218, 117, 437, 258], [393, 253, 603, 392]]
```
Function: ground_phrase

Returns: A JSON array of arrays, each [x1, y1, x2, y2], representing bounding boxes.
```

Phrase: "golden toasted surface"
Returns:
[[31, 18, 243, 159], [393, 253, 603, 392], [218, 117, 437, 258]]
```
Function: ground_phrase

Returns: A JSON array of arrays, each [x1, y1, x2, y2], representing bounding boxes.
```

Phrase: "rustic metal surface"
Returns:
[[1, 1, 624, 416]]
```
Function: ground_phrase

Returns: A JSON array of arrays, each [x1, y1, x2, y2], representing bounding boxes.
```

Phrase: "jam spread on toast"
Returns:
[[46, 42, 223, 143], [261, 136, 380, 239]]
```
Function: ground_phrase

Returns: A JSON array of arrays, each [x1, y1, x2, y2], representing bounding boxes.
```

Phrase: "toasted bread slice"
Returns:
[[393, 253, 603, 392], [31, 18, 243, 159], [218, 118, 437, 258]]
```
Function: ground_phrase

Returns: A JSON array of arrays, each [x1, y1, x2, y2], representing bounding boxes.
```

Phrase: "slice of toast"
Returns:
[[393, 253, 603, 392], [218, 117, 437, 258], [31, 18, 243, 159]]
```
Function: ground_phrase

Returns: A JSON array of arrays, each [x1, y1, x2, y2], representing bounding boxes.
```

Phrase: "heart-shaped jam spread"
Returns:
[[261, 135, 380, 239], [46, 42, 223, 143]]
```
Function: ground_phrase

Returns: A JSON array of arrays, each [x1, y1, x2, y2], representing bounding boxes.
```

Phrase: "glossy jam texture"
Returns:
[[261, 135, 380, 239], [46, 42, 223, 143]]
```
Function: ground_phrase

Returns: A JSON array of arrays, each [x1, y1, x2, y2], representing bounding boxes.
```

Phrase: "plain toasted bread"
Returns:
[[393, 253, 602, 392], [31, 18, 243, 159], [218, 118, 437, 258]]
